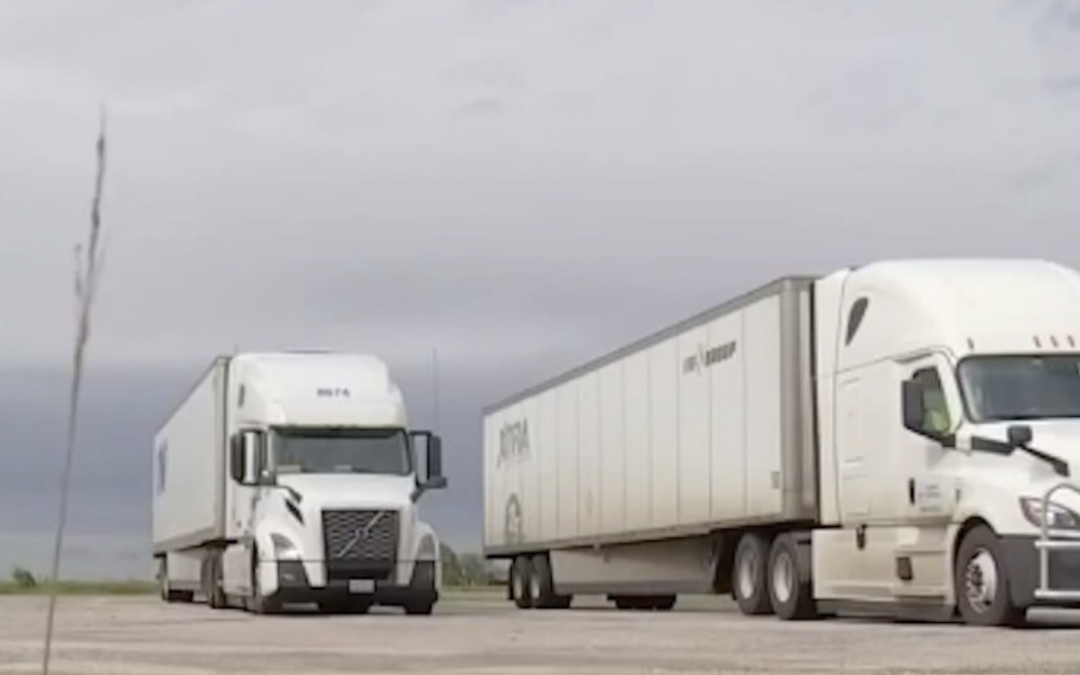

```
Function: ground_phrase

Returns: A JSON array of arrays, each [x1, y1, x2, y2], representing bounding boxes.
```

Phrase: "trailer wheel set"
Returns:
[[510, 554, 572, 610]]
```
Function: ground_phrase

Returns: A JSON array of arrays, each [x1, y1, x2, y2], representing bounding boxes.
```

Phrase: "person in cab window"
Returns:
[[914, 369, 951, 435]]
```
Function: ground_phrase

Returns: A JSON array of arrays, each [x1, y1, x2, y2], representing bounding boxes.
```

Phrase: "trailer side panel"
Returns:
[[483, 278, 817, 557]]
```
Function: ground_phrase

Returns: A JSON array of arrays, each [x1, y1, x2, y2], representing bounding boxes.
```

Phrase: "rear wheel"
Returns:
[[733, 533, 773, 616], [510, 556, 534, 609], [652, 595, 677, 611], [955, 525, 1026, 627], [206, 554, 227, 610], [530, 555, 572, 609], [768, 534, 817, 620]]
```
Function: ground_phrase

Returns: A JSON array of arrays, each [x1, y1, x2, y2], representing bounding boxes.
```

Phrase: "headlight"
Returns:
[[1019, 497, 1080, 530], [271, 533, 302, 560]]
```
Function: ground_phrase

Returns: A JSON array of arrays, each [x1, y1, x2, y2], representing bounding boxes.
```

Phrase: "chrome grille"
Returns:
[[321, 509, 400, 564]]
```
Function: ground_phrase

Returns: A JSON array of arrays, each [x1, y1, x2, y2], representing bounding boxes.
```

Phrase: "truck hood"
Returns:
[[276, 473, 414, 509]]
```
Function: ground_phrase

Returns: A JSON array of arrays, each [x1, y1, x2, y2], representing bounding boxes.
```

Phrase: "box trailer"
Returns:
[[153, 351, 448, 615], [483, 259, 1080, 626]]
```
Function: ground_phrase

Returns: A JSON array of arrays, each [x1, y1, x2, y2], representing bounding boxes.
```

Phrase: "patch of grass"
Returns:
[[0, 580, 156, 596]]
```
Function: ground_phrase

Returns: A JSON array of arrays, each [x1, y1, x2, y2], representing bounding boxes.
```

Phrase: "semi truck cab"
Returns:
[[154, 352, 448, 616], [810, 259, 1080, 625]]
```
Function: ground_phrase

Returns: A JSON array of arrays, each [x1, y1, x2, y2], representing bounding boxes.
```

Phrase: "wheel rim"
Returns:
[[772, 551, 794, 604], [737, 550, 758, 600], [964, 548, 999, 614], [529, 570, 541, 599]]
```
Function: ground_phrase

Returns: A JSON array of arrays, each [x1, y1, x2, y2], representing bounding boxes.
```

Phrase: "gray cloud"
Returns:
[[3, 0, 1080, 576]]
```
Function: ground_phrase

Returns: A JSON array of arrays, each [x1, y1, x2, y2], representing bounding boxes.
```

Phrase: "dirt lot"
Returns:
[[2, 593, 1080, 674]]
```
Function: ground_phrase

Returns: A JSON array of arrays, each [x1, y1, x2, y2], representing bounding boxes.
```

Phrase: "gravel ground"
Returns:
[[2, 594, 1080, 674]]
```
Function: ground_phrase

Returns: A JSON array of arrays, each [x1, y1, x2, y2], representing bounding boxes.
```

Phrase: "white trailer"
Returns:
[[483, 259, 1080, 626], [153, 351, 448, 615]]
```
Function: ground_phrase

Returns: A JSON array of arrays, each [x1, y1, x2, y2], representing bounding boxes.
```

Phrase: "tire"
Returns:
[[206, 555, 227, 610], [404, 599, 435, 616], [613, 596, 636, 610], [530, 555, 572, 609], [955, 525, 1026, 627], [510, 556, 534, 609], [733, 533, 773, 616], [653, 595, 677, 611], [767, 534, 817, 621]]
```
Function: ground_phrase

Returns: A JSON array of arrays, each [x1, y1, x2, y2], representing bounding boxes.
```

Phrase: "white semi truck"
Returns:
[[152, 351, 448, 615], [482, 258, 1080, 626]]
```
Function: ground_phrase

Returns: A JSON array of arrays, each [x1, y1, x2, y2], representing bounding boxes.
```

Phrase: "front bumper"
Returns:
[[1000, 536, 1080, 608], [274, 559, 438, 607]]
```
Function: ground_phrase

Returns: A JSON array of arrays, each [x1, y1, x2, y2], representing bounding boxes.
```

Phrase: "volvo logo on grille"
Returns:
[[335, 511, 388, 559]]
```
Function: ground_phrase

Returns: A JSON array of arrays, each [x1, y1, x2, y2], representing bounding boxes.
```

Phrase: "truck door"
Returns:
[[892, 354, 960, 526], [882, 353, 962, 599]]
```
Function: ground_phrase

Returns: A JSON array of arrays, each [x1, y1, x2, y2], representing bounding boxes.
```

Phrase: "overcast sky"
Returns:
[[2, 0, 1079, 579]]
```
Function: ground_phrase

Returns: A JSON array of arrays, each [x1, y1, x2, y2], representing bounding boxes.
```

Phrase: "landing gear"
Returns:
[[157, 559, 194, 604]]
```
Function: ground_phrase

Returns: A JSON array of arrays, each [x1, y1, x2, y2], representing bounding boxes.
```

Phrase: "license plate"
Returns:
[[348, 579, 375, 594]]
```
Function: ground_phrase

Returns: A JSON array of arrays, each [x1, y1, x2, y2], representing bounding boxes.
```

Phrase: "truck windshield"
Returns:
[[958, 354, 1080, 423], [273, 427, 411, 476]]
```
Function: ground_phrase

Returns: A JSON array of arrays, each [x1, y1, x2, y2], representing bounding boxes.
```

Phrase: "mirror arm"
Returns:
[[1021, 445, 1070, 478]]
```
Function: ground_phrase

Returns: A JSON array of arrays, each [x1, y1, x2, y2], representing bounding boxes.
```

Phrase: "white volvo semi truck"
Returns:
[[153, 351, 448, 615], [482, 258, 1080, 626]]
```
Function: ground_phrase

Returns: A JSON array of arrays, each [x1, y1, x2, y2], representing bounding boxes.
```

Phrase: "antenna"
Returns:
[[431, 347, 441, 433]]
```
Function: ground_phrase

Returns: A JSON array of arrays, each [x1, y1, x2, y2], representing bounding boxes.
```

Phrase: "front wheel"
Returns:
[[404, 598, 435, 615], [955, 525, 1026, 627], [246, 551, 281, 615]]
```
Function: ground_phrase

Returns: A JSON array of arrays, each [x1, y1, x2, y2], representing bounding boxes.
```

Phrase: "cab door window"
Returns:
[[911, 367, 951, 435]]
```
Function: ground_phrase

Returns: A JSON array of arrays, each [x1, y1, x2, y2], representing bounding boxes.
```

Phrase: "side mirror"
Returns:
[[230, 430, 263, 486], [902, 380, 926, 432], [428, 435, 444, 482], [229, 434, 246, 483], [409, 430, 448, 501], [1007, 424, 1033, 448]]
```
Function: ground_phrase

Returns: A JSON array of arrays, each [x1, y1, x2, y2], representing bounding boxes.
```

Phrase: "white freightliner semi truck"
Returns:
[[482, 258, 1080, 626], [152, 351, 448, 615]]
